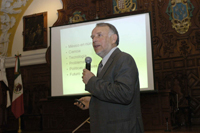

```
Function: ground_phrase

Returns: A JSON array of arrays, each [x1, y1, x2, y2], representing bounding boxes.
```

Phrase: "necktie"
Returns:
[[97, 61, 103, 76]]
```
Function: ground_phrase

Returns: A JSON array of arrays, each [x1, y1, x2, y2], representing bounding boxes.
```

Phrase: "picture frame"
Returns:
[[23, 12, 47, 51]]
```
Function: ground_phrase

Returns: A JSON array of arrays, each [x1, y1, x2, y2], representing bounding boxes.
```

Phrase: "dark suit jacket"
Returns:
[[86, 48, 144, 133]]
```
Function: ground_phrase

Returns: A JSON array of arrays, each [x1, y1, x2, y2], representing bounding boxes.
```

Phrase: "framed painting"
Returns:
[[23, 12, 47, 51]]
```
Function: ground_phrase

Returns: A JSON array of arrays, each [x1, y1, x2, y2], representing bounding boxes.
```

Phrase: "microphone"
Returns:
[[85, 57, 92, 71]]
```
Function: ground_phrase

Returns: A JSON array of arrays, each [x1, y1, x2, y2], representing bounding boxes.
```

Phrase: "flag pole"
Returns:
[[18, 116, 22, 133]]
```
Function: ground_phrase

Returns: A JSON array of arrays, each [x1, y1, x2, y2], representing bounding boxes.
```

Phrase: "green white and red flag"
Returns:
[[11, 54, 24, 118]]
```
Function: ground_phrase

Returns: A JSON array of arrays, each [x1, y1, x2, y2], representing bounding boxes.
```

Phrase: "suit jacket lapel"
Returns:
[[98, 48, 121, 78]]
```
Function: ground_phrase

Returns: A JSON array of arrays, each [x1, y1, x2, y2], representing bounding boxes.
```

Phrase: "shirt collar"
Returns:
[[102, 47, 118, 66]]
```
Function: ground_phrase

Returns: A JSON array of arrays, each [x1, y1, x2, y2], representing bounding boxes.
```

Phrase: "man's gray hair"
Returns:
[[96, 23, 119, 45]]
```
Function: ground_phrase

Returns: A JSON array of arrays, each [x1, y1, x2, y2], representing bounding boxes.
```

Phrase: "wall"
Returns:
[[12, 0, 62, 57], [4, 0, 62, 68]]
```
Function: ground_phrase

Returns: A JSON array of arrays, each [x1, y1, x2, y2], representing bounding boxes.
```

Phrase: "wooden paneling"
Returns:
[[41, 98, 90, 132], [2, 64, 51, 132], [0, 82, 7, 132]]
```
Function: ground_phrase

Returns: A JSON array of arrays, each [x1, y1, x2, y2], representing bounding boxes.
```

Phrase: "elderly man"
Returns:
[[75, 23, 144, 133]]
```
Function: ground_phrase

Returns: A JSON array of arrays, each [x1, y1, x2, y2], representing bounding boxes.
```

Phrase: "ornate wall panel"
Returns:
[[53, 0, 97, 26], [152, 0, 200, 126]]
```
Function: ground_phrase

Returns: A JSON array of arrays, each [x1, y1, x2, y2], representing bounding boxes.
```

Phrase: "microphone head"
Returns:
[[85, 57, 92, 64]]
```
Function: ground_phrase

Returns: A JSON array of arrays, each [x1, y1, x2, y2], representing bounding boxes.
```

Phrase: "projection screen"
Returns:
[[51, 12, 154, 97]]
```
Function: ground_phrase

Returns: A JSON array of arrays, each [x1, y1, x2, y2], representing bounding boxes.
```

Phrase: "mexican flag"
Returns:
[[11, 55, 24, 118]]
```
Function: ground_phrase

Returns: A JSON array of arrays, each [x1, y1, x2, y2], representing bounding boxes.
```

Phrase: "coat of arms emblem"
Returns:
[[13, 83, 22, 94], [166, 0, 194, 34], [113, 0, 137, 14]]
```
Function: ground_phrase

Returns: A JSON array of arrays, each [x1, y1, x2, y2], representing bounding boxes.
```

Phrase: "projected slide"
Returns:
[[51, 12, 154, 97]]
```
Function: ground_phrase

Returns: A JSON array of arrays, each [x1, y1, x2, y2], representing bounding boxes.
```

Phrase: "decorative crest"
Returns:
[[69, 11, 86, 24], [113, 0, 137, 14], [166, 0, 194, 34]]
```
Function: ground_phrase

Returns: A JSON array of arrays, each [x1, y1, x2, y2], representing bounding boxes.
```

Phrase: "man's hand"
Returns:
[[74, 96, 91, 110], [82, 69, 95, 84]]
